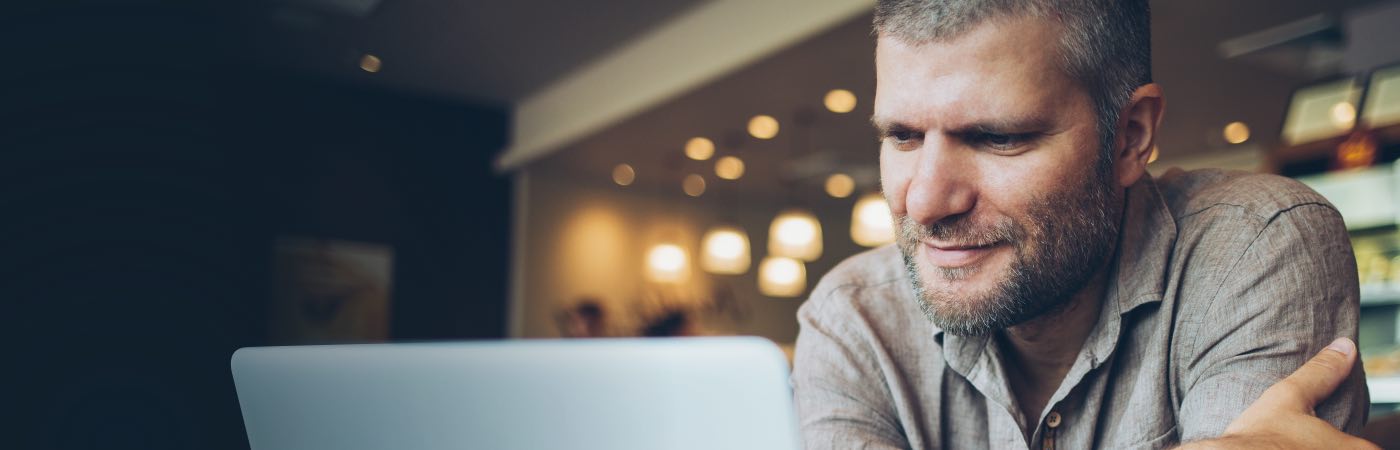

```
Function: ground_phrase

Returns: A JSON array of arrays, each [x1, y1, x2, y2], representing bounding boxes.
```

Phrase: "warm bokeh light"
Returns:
[[715, 156, 745, 180], [1336, 132, 1378, 170], [851, 193, 895, 247], [769, 209, 822, 261], [758, 256, 806, 297], [1148, 146, 1160, 164], [1223, 121, 1250, 144], [612, 164, 636, 186], [683, 174, 706, 197], [825, 173, 855, 198], [1332, 102, 1357, 129], [359, 54, 382, 73], [748, 115, 779, 139], [824, 89, 857, 113], [685, 137, 715, 161], [646, 244, 690, 283], [701, 226, 751, 274]]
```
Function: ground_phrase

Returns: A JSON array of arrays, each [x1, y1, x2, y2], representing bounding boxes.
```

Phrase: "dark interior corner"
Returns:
[[2, 2, 512, 449]]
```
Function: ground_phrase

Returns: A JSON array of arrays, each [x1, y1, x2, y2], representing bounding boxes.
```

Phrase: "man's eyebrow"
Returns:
[[946, 115, 1055, 136], [871, 113, 1056, 136], [870, 117, 916, 136]]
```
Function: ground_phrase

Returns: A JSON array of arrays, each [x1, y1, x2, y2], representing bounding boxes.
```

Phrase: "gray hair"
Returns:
[[874, 0, 1151, 168]]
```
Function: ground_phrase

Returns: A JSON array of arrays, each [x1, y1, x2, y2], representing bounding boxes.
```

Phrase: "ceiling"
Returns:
[[532, 0, 1392, 203], [537, 12, 880, 204], [1150, 0, 1387, 164], [238, 0, 708, 103], [236, 0, 1393, 202]]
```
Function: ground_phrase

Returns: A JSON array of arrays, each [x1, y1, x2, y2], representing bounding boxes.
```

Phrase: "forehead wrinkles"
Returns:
[[874, 45, 993, 130], [874, 20, 1071, 129], [875, 66, 981, 127]]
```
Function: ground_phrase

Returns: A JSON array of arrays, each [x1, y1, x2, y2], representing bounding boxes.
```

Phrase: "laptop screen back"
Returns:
[[231, 337, 799, 450]]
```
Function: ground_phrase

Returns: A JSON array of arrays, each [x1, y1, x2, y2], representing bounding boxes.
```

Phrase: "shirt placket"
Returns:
[[969, 342, 1033, 450], [984, 396, 1029, 449], [1042, 410, 1062, 450]]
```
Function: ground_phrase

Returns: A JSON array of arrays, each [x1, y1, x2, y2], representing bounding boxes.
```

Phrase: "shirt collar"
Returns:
[[1110, 174, 1177, 316]]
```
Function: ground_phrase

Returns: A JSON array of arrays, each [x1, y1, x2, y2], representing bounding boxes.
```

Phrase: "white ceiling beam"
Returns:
[[494, 0, 875, 171]]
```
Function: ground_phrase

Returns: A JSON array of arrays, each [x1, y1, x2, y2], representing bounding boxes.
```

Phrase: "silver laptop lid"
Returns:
[[231, 337, 799, 450]]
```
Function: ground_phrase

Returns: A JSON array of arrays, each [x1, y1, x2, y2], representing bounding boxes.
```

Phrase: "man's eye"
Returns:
[[972, 132, 1034, 152], [883, 130, 923, 150]]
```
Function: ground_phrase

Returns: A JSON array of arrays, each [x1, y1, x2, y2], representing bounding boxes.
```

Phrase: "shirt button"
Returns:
[[1046, 411, 1062, 428]]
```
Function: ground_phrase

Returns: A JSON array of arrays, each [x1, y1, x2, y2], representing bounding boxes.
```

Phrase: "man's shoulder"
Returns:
[[799, 244, 916, 325], [809, 244, 907, 300], [1151, 168, 1354, 323], [797, 244, 938, 361], [1154, 168, 1336, 223]]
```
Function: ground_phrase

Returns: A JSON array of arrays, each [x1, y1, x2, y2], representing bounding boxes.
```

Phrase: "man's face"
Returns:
[[874, 17, 1121, 336]]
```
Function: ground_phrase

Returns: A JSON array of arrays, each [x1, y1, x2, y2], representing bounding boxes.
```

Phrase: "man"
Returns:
[[791, 1, 1372, 449]]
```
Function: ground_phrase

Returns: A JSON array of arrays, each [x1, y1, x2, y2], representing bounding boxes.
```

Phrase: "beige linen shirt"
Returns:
[[792, 169, 1369, 450]]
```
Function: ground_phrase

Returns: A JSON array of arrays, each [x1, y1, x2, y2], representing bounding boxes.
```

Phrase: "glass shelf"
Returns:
[[1361, 286, 1400, 306], [1371, 376, 1400, 404]]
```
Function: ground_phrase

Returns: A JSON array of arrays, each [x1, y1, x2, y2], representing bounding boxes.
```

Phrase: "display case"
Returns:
[[1284, 63, 1400, 416]]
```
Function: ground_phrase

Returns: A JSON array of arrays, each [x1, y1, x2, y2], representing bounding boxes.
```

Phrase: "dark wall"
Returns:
[[3, 3, 511, 449]]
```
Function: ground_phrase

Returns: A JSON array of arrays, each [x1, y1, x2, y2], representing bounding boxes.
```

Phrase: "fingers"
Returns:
[[1264, 337, 1358, 413]]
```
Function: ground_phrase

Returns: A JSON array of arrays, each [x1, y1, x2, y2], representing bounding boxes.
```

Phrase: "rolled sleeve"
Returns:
[[1175, 204, 1368, 441]]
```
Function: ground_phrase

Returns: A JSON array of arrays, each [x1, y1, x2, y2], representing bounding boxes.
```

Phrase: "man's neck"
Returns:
[[997, 268, 1109, 434]]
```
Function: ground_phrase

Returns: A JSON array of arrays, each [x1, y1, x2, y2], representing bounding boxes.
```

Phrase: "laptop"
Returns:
[[231, 337, 800, 450]]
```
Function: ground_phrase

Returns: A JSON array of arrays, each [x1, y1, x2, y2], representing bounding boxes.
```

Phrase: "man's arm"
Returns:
[[1178, 338, 1378, 449], [1175, 204, 1368, 440], [791, 292, 908, 450]]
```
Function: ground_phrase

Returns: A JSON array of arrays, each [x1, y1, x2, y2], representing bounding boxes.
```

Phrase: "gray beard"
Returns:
[[896, 166, 1120, 337]]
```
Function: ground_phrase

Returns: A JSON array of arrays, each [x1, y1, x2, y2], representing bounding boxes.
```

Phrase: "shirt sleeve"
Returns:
[[791, 288, 911, 450], [1174, 203, 1368, 442]]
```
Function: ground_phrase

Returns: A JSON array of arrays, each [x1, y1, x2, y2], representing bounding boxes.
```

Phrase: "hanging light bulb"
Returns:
[[824, 89, 857, 114], [682, 174, 707, 197], [701, 226, 751, 274], [685, 137, 715, 160], [1331, 102, 1357, 129], [645, 243, 690, 283], [715, 156, 745, 180], [851, 193, 895, 247], [612, 163, 636, 186], [758, 256, 806, 297], [824, 173, 855, 198], [768, 209, 822, 261], [748, 115, 779, 139], [1223, 122, 1250, 144]]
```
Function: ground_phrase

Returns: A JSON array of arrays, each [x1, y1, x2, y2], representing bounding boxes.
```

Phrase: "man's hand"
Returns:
[[1179, 338, 1377, 449]]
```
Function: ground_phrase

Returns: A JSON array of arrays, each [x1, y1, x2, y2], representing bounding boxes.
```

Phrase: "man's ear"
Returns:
[[1112, 83, 1165, 188]]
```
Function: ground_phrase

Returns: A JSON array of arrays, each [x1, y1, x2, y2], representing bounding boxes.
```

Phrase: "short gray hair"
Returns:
[[874, 0, 1151, 166]]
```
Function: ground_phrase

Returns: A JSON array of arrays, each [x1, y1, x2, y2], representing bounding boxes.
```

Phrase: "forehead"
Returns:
[[873, 16, 1081, 126]]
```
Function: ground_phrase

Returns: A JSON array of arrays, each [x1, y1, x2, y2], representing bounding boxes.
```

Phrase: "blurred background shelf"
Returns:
[[1371, 376, 1400, 403], [1361, 285, 1400, 306]]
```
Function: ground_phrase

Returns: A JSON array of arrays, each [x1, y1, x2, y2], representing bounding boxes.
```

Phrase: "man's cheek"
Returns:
[[879, 171, 913, 217]]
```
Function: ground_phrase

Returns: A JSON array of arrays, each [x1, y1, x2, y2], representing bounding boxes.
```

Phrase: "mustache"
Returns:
[[897, 213, 1020, 245]]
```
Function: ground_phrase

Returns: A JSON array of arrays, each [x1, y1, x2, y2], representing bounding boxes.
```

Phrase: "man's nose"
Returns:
[[904, 140, 976, 226]]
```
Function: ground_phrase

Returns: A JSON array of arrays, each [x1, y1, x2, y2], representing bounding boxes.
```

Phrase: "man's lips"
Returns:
[[922, 241, 1002, 268]]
